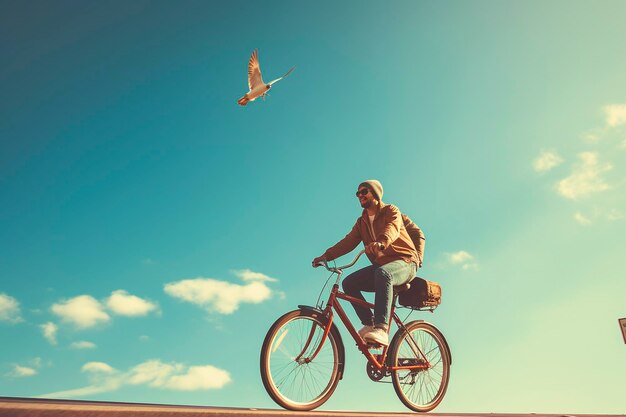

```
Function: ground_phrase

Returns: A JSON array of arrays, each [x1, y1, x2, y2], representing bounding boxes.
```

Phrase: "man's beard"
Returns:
[[361, 200, 372, 209]]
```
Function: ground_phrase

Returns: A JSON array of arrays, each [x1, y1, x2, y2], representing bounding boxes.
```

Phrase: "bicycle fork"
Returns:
[[294, 309, 334, 364]]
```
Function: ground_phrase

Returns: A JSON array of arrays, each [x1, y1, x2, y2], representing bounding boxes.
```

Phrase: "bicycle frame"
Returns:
[[299, 251, 429, 373]]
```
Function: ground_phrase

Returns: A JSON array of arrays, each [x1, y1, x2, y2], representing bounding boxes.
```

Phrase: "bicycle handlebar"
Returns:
[[317, 250, 366, 274]]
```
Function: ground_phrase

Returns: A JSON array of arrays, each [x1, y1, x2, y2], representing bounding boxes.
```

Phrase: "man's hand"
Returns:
[[365, 242, 384, 258], [312, 256, 326, 268]]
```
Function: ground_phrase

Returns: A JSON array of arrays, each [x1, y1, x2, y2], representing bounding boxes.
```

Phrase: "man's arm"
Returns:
[[322, 220, 362, 262], [402, 213, 425, 266]]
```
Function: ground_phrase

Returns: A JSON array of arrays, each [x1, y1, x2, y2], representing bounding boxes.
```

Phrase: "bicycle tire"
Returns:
[[260, 309, 341, 411], [389, 320, 450, 412]]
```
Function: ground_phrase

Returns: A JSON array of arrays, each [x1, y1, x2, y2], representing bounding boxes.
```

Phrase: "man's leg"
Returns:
[[341, 265, 376, 326], [373, 260, 417, 329]]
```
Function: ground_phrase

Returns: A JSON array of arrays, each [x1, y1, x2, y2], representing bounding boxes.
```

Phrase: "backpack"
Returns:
[[400, 212, 425, 266]]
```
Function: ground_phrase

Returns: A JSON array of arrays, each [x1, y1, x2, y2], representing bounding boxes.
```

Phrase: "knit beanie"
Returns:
[[359, 179, 383, 201]]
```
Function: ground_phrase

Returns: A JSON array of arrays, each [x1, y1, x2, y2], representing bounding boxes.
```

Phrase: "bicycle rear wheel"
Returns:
[[389, 320, 450, 412], [260, 309, 341, 411]]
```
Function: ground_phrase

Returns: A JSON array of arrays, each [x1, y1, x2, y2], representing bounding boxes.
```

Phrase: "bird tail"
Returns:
[[237, 95, 249, 106]]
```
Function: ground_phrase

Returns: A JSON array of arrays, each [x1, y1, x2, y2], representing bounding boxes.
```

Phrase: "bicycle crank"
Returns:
[[366, 361, 391, 382]]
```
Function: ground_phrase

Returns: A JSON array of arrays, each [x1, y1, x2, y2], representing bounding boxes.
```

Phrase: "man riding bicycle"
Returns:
[[312, 179, 425, 346]]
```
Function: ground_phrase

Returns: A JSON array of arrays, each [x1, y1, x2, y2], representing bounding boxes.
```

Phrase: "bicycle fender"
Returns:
[[297, 305, 346, 380], [391, 320, 452, 366]]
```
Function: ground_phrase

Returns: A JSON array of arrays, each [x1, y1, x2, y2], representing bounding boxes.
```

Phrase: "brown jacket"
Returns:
[[323, 203, 424, 267]]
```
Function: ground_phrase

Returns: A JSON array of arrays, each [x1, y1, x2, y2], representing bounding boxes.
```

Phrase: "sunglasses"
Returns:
[[355, 188, 369, 197]]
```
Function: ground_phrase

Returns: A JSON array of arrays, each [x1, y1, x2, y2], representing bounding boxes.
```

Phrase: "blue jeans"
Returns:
[[342, 260, 417, 329]]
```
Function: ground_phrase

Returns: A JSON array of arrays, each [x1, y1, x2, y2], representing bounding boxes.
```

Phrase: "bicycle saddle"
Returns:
[[394, 283, 411, 294]]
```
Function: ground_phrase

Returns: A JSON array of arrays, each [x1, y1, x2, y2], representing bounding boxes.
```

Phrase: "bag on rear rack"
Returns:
[[398, 277, 441, 309]]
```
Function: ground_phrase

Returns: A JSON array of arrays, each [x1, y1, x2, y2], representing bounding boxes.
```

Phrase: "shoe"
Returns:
[[363, 327, 389, 346], [358, 325, 374, 339]]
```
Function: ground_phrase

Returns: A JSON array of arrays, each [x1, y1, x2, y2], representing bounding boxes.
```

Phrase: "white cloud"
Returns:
[[0, 293, 22, 323], [163, 365, 231, 390], [165, 277, 273, 315], [447, 251, 479, 271], [127, 360, 178, 387], [82, 362, 115, 373], [40, 322, 58, 345], [127, 360, 231, 390], [8, 365, 37, 377], [533, 150, 563, 173], [461, 263, 480, 271], [604, 104, 626, 128], [231, 269, 278, 282], [41, 379, 122, 398], [51, 295, 110, 329], [71, 341, 96, 350], [106, 290, 158, 317], [574, 212, 592, 225], [535, 106, 625, 228], [570, 208, 623, 225], [449, 251, 474, 264], [556, 152, 612, 200], [41, 359, 231, 398]]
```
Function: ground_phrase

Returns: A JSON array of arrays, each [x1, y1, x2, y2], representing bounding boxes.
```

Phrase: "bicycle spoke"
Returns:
[[391, 322, 450, 412], [262, 312, 340, 409]]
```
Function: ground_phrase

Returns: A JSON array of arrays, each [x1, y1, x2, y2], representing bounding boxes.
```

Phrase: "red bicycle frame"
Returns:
[[297, 281, 429, 372]]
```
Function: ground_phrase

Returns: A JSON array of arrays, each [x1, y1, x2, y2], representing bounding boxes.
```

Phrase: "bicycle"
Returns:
[[260, 250, 452, 412]]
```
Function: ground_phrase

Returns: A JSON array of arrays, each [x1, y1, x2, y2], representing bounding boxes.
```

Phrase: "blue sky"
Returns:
[[1, 0, 625, 413]]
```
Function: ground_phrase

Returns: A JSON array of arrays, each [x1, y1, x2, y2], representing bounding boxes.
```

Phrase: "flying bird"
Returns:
[[237, 49, 295, 106]]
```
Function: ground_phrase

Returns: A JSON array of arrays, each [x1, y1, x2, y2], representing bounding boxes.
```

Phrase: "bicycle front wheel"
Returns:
[[389, 320, 450, 412], [260, 309, 341, 411]]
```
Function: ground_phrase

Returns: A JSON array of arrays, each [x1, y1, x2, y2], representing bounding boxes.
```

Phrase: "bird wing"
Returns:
[[268, 66, 296, 86], [247, 49, 264, 91]]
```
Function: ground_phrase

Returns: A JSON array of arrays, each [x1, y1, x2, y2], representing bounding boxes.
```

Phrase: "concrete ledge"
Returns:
[[0, 397, 623, 417]]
